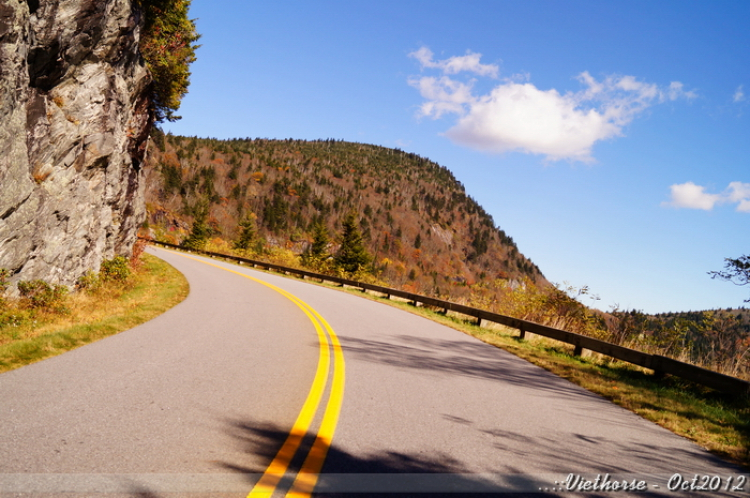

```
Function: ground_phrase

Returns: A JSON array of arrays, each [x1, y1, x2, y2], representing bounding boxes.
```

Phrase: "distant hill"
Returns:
[[142, 132, 547, 299]]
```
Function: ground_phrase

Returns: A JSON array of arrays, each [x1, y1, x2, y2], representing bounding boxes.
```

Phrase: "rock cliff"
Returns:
[[0, 0, 152, 289]]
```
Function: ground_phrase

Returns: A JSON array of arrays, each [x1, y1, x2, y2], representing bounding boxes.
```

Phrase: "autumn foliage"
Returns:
[[138, 0, 200, 122]]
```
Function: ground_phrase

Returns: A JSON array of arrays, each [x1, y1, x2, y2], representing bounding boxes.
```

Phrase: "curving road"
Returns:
[[0, 247, 746, 497]]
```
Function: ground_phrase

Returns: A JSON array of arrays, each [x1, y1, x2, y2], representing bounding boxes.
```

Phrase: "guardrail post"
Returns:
[[519, 324, 525, 339], [573, 344, 583, 356], [476, 317, 482, 327]]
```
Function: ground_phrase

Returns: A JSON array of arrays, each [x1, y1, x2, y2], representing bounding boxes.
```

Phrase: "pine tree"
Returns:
[[310, 221, 330, 260], [138, 0, 201, 122], [301, 220, 329, 267], [234, 214, 257, 252], [181, 201, 210, 250], [334, 211, 371, 274]]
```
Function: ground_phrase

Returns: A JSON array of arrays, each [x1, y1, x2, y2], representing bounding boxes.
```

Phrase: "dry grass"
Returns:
[[0, 254, 188, 373]]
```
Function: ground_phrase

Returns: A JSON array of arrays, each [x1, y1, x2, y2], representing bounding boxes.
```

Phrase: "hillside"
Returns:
[[142, 132, 547, 300]]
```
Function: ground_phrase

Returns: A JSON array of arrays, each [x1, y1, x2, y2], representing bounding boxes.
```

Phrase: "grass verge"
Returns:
[[0, 254, 189, 374]]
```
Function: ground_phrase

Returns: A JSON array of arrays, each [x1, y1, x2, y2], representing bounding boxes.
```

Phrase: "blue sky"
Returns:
[[162, 0, 750, 314]]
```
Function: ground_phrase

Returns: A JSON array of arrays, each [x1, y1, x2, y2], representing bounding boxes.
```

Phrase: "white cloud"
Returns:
[[663, 181, 750, 212], [734, 85, 745, 103], [408, 46, 696, 162], [663, 182, 722, 210], [408, 75, 476, 119], [727, 181, 750, 201], [444, 82, 619, 162], [409, 47, 499, 78]]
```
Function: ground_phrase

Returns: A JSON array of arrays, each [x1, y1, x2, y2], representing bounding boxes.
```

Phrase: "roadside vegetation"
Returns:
[[0, 242, 189, 373]]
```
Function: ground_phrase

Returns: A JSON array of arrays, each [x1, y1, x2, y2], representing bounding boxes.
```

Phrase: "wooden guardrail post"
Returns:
[[519, 323, 525, 339]]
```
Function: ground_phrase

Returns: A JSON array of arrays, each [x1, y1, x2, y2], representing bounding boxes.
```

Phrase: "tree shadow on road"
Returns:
[[337, 333, 609, 401], [215, 417, 570, 498]]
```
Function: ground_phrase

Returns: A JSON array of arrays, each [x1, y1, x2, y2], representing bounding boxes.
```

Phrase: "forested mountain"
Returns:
[[142, 131, 546, 299]]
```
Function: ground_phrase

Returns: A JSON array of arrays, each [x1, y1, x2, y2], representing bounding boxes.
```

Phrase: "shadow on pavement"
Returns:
[[215, 417, 563, 497]]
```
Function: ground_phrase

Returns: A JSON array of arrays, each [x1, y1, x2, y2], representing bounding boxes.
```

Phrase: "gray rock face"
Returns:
[[0, 0, 151, 290]]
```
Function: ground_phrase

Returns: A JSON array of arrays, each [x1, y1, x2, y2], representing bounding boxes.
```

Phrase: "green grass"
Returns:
[[0, 254, 189, 373]]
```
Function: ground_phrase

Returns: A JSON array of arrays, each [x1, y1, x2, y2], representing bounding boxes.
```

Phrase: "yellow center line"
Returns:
[[286, 309, 345, 497], [159, 248, 345, 498]]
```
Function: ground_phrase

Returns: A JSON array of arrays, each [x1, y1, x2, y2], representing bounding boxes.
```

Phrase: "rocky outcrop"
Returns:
[[0, 0, 152, 290]]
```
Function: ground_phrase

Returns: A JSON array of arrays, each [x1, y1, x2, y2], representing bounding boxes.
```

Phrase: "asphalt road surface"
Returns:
[[0, 247, 746, 497]]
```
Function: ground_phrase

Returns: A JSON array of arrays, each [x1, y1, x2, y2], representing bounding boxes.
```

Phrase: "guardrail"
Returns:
[[143, 237, 750, 396]]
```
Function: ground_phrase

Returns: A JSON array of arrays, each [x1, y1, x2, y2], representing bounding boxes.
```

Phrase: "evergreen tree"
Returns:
[[301, 220, 329, 267], [181, 201, 210, 250], [335, 211, 371, 274], [310, 220, 330, 260], [234, 214, 257, 252], [138, 0, 201, 122]]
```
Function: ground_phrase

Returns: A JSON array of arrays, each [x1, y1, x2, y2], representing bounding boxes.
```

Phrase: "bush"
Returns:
[[77, 271, 102, 292], [100, 256, 132, 283], [17, 280, 69, 314], [0, 268, 8, 306]]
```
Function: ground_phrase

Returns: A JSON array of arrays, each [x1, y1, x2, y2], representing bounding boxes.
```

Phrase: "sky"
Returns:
[[162, 0, 750, 314]]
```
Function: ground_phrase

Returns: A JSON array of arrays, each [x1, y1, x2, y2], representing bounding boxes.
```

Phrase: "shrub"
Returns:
[[76, 271, 102, 292], [131, 238, 148, 268], [0, 268, 9, 307], [17, 280, 69, 314], [100, 256, 132, 283]]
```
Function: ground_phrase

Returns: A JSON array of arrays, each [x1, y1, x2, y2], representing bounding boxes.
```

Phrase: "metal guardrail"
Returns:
[[143, 237, 750, 396]]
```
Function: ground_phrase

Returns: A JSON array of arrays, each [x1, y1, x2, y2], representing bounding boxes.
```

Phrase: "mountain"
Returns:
[[142, 132, 546, 300]]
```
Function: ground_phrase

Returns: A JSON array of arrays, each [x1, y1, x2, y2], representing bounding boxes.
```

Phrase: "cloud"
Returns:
[[408, 46, 696, 162], [733, 85, 745, 103], [728, 181, 750, 212], [443, 81, 620, 162], [409, 47, 499, 78], [663, 182, 722, 210], [408, 75, 476, 119], [663, 181, 750, 212]]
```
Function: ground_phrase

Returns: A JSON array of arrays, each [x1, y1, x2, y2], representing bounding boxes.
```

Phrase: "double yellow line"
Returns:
[[165, 250, 345, 497]]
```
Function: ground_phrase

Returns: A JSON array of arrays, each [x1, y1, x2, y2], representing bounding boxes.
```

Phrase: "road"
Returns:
[[0, 246, 746, 497]]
